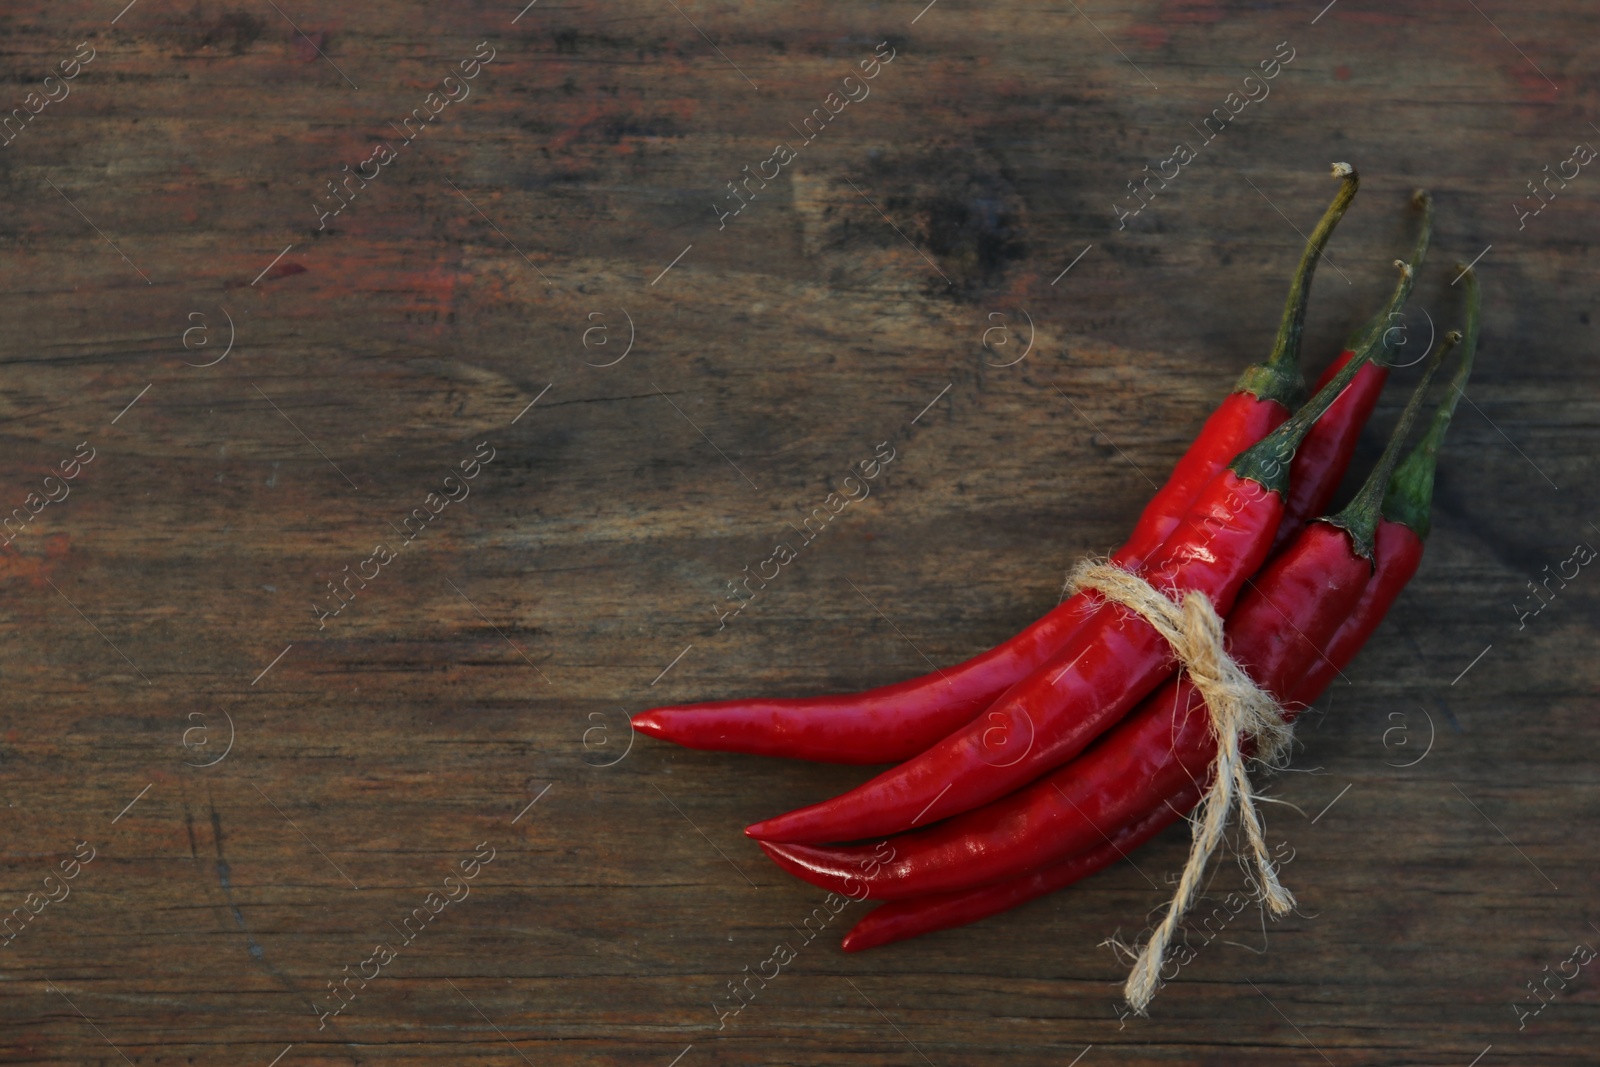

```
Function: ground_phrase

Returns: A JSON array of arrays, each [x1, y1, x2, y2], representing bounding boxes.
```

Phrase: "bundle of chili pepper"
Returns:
[[635, 167, 1431, 765], [629, 162, 1480, 1012], [782, 268, 1478, 959]]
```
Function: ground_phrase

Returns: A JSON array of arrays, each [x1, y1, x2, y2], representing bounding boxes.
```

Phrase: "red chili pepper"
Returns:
[[746, 263, 1419, 846], [1292, 264, 1478, 706], [632, 167, 1361, 764], [1271, 190, 1433, 555], [757, 333, 1451, 897], [836, 270, 1480, 951], [1289, 519, 1421, 707]]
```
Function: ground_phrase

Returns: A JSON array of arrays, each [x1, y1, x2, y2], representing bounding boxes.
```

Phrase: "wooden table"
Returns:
[[1, 1, 1594, 1063]]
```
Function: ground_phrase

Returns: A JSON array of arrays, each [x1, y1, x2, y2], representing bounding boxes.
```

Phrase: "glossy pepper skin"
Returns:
[[631, 168, 1364, 765], [744, 294, 1400, 846], [1288, 518, 1422, 706], [831, 266, 1480, 952], [840, 780, 1205, 953], [758, 517, 1374, 898]]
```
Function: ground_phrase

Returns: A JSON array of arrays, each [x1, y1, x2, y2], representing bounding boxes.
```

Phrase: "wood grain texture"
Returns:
[[0, 0, 1596, 1063]]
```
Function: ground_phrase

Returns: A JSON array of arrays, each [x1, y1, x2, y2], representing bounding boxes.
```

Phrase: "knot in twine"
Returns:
[[1068, 560, 1296, 1015]]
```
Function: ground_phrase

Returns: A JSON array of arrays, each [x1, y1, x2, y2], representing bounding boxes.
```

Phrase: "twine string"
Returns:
[[1068, 559, 1296, 1015]]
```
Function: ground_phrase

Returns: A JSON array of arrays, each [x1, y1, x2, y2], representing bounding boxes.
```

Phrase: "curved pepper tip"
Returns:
[[629, 709, 669, 738], [839, 921, 884, 953], [746, 803, 832, 842], [746, 811, 827, 842]]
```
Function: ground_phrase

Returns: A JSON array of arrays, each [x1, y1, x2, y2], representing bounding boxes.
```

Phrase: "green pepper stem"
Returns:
[[1347, 188, 1433, 357], [1382, 265, 1483, 538], [1231, 256, 1413, 494], [1326, 330, 1457, 560], [1234, 162, 1361, 407]]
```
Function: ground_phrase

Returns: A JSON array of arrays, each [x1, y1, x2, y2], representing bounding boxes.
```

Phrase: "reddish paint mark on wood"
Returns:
[[291, 29, 328, 63], [1508, 64, 1561, 101], [1128, 24, 1169, 50], [1334, 10, 1412, 25], [0, 534, 68, 589], [1158, 0, 1227, 24]]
